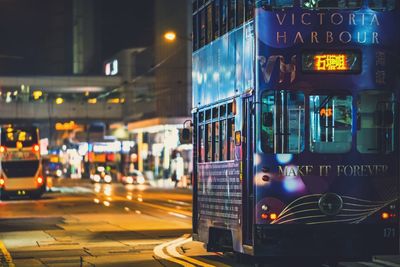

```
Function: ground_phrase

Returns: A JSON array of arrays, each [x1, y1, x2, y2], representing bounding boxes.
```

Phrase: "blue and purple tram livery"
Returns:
[[191, 0, 399, 261]]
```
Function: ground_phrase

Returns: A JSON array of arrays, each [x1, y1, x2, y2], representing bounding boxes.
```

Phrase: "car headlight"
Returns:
[[56, 169, 63, 177], [104, 175, 112, 183], [137, 176, 145, 185], [126, 176, 133, 184], [93, 174, 101, 183]]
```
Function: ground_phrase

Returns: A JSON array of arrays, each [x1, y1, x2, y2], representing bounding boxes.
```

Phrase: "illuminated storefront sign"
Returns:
[[55, 121, 82, 131], [105, 59, 119, 76], [93, 142, 121, 153]]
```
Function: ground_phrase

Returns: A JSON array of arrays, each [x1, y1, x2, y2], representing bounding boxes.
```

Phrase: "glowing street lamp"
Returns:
[[33, 90, 43, 100], [55, 97, 64, 105], [164, 31, 177, 42]]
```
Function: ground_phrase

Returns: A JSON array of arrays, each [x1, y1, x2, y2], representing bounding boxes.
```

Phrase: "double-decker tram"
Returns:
[[191, 0, 399, 262], [0, 126, 45, 200]]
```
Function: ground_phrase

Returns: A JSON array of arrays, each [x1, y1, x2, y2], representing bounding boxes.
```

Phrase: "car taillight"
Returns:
[[33, 144, 40, 153], [0, 178, 5, 187], [0, 146, 6, 153], [37, 176, 44, 185]]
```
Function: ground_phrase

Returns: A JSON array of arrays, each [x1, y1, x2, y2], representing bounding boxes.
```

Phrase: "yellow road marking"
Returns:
[[153, 236, 195, 267], [166, 237, 216, 267], [0, 241, 15, 267]]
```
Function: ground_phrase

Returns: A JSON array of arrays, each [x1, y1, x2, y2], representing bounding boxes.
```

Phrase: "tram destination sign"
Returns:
[[302, 50, 361, 73]]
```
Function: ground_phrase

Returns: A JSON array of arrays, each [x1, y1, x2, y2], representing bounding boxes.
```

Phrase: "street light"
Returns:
[[164, 31, 177, 42], [33, 90, 43, 100], [55, 97, 64, 105]]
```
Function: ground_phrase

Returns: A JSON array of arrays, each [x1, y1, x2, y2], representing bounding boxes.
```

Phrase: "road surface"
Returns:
[[0, 179, 398, 267]]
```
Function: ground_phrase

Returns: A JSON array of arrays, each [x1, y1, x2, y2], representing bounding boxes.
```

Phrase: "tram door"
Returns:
[[242, 96, 254, 245]]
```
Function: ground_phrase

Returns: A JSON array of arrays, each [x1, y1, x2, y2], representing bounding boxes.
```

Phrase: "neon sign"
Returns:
[[302, 51, 361, 73], [314, 54, 347, 71], [320, 108, 333, 117]]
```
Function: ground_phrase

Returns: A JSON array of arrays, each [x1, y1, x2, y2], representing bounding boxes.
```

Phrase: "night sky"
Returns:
[[0, 0, 155, 75]]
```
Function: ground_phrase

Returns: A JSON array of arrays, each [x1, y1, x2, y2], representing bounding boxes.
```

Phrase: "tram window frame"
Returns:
[[261, 90, 305, 154], [356, 91, 396, 154], [309, 94, 353, 154], [302, 0, 361, 9], [368, 0, 396, 10]]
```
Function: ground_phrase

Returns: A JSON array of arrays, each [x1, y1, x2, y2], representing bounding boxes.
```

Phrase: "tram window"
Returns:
[[206, 109, 211, 120], [228, 0, 236, 30], [369, 0, 396, 10], [199, 111, 205, 122], [200, 9, 206, 47], [357, 91, 395, 154], [261, 91, 305, 154], [228, 102, 235, 115], [214, 0, 221, 39], [268, 0, 294, 8], [221, 0, 228, 35], [193, 14, 198, 51], [237, 0, 244, 26], [302, 0, 361, 9], [220, 104, 227, 118], [206, 4, 213, 43], [206, 123, 213, 161], [193, 0, 198, 12], [214, 121, 220, 161], [245, 0, 254, 21], [199, 125, 205, 162], [228, 118, 235, 159], [221, 120, 228, 160], [309, 95, 352, 153], [213, 107, 219, 118]]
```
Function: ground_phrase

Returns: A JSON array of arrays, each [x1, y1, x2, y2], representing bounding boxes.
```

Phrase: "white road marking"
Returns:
[[168, 212, 188, 219], [168, 199, 191, 206]]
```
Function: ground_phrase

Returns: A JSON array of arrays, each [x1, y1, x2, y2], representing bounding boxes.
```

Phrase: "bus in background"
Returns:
[[0, 126, 45, 200], [191, 0, 399, 263]]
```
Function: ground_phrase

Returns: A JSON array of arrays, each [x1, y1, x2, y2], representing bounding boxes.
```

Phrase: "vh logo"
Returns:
[[258, 55, 296, 84]]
